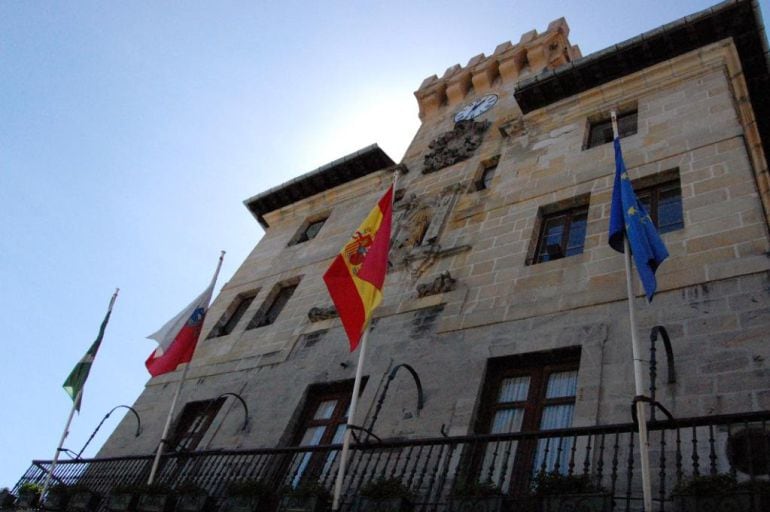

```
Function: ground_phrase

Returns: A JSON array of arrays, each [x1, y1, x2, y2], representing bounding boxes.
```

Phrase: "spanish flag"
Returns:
[[323, 184, 394, 351]]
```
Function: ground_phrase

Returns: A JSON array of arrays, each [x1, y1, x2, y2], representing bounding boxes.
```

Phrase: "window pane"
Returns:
[[299, 426, 326, 446], [498, 376, 530, 403], [254, 284, 298, 327], [565, 213, 587, 256], [538, 217, 565, 262], [491, 407, 525, 434], [319, 424, 348, 480], [540, 404, 575, 430], [657, 186, 683, 233], [534, 436, 574, 475], [221, 295, 256, 335], [304, 220, 325, 240], [618, 111, 638, 138], [587, 111, 637, 148], [533, 404, 575, 474], [313, 400, 337, 420], [588, 120, 612, 147], [545, 371, 578, 399]]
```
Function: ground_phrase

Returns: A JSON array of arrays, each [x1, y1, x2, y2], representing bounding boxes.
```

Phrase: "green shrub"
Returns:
[[531, 472, 605, 496], [175, 482, 206, 495], [358, 478, 413, 500], [672, 474, 770, 496], [19, 482, 44, 494], [225, 480, 272, 498], [283, 481, 330, 500], [671, 474, 738, 496], [451, 479, 502, 497]]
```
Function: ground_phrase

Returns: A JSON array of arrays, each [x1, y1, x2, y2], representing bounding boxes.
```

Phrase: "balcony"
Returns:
[[13, 410, 770, 511]]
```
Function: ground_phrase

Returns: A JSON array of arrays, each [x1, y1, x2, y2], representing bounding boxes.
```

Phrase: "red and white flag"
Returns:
[[145, 283, 215, 377]]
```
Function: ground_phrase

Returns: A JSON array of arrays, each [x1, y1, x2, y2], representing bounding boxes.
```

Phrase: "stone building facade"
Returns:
[[87, 0, 770, 504]]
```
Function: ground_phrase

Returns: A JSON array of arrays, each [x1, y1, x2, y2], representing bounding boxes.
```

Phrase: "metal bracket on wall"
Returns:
[[366, 363, 425, 438], [649, 325, 676, 422], [76, 405, 142, 459], [217, 392, 250, 431]]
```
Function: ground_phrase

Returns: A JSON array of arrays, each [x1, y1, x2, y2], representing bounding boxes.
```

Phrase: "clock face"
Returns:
[[454, 94, 498, 123]]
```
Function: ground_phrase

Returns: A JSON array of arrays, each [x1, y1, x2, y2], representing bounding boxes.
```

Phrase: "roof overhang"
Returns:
[[514, 0, 770, 160], [244, 144, 395, 228]]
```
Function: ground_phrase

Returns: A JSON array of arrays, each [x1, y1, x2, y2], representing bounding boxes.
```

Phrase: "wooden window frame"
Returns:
[[283, 380, 365, 485], [533, 204, 589, 264], [168, 397, 225, 453], [471, 348, 581, 491], [635, 179, 683, 234]]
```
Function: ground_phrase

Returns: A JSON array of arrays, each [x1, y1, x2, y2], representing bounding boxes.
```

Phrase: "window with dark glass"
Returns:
[[288, 381, 359, 486], [473, 349, 580, 492], [290, 218, 327, 246], [168, 398, 225, 453], [533, 205, 589, 264], [636, 180, 683, 234], [207, 291, 258, 338], [247, 283, 298, 329], [586, 110, 638, 149]]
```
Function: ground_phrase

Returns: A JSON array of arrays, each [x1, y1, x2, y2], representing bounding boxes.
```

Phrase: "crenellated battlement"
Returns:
[[414, 18, 581, 119]]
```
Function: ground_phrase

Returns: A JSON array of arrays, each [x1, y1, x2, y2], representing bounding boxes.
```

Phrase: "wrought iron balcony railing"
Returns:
[[14, 410, 770, 511]]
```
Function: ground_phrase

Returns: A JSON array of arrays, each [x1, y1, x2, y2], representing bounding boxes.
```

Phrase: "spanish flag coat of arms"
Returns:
[[323, 185, 393, 351]]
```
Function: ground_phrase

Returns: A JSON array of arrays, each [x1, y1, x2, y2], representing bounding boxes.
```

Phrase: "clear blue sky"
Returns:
[[2, 0, 767, 487]]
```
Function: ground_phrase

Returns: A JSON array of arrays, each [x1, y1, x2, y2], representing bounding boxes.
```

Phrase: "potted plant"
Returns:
[[277, 481, 330, 512], [17, 482, 44, 509], [42, 484, 72, 511], [354, 477, 414, 512], [0, 488, 15, 509], [671, 474, 770, 512], [66, 486, 100, 512], [531, 472, 612, 512], [448, 479, 506, 512], [174, 482, 211, 512], [107, 485, 141, 512], [135, 484, 175, 512], [220, 480, 273, 512]]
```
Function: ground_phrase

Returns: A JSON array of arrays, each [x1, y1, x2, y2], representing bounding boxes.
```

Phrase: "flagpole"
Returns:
[[42, 288, 120, 498], [332, 170, 398, 511], [612, 112, 653, 512], [147, 252, 225, 485], [40, 389, 82, 498], [332, 326, 370, 511]]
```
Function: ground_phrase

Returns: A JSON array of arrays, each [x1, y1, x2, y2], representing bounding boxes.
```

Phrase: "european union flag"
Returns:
[[609, 138, 669, 301]]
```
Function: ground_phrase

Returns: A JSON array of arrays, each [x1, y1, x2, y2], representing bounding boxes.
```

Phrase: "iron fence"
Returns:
[[15, 410, 770, 511]]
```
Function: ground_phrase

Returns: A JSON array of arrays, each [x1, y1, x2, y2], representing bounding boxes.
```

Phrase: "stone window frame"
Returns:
[[471, 154, 500, 192], [288, 213, 330, 246], [206, 288, 260, 339], [584, 103, 638, 150], [527, 193, 591, 265], [247, 277, 302, 329]]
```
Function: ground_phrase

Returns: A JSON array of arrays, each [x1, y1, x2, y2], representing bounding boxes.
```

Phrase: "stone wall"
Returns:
[[98, 37, 770, 459]]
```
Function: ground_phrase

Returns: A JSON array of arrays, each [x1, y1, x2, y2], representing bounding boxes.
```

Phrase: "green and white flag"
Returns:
[[63, 289, 119, 411]]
